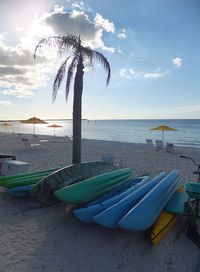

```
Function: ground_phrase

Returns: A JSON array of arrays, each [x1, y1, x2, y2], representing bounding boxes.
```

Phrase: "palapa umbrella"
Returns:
[[21, 117, 48, 134], [151, 125, 176, 142], [1, 122, 12, 133], [47, 124, 62, 136]]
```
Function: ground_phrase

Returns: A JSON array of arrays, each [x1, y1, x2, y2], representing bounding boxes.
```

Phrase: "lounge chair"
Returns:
[[165, 142, 175, 153], [155, 140, 163, 151], [146, 139, 154, 148], [101, 154, 123, 169], [21, 138, 41, 149], [32, 134, 48, 143]]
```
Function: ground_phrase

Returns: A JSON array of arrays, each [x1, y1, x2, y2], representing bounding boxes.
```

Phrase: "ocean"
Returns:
[[1, 119, 200, 148]]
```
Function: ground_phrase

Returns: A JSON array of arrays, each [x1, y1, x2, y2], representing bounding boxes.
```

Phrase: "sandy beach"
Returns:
[[0, 133, 199, 272]]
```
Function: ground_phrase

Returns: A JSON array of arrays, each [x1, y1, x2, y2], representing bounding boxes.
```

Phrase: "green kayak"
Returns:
[[54, 168, 133, 205], [0, 168, 60, 188], [31, 161, 115, 205]]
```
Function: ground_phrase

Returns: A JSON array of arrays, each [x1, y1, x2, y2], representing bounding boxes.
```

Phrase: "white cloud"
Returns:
[[119, 68, 165, 79], [0, 34, 54, 98], [41, 7, 115, 52], [143, 72, 163, 79], [0, 100, 12, 106], [173, 105, 200, 113], [0, 6, 116, 98], [71, 1, 85, 10], [117, 28, 127, 39], [94, 13, 115, 33], [172, 57, 182, 68]]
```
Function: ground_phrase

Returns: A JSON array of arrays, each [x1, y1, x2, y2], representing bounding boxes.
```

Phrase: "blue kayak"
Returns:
[[119, 170, 181, 231], [74, 176, 150, 223], [7, 185, 33, 197], [165, 187, 189, 215], [93, 172, 166, 228]]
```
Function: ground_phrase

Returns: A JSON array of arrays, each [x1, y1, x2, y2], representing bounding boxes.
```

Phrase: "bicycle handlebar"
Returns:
[[180, 155, 199, 166]]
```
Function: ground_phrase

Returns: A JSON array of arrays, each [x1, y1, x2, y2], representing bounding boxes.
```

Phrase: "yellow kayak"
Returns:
[[151, 211, 177, 245]]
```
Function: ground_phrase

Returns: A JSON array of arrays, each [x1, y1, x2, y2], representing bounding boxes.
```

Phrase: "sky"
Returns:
[[0, 0, 200, 120]]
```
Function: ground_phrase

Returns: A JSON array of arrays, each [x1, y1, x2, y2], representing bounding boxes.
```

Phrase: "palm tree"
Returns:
[[34, 34, 111, 164]]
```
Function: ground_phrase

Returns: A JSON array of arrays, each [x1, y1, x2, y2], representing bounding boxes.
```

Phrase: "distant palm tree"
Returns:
[[34, 34, 111, 164]]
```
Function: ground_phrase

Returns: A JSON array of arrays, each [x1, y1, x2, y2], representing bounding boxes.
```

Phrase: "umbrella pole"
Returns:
[[33, 124, 35, 135], [162, 130, 164, 142]]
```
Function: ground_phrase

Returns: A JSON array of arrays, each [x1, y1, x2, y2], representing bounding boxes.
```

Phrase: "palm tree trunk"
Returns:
[[72, 56, 84, 164]]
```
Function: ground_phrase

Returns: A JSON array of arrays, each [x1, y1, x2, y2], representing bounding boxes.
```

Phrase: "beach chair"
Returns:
[[101, 154, 123, 169], [21, 138, 41, 149], [32, 134, 48, 143], [155, 140, 163, 151], [165, 142, 175, 153], [146, 139, 154, 148]]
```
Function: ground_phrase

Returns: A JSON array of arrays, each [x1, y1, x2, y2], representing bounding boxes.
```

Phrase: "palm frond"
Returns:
[[92, 51, 111, 85], [52, 57, 70, 103], [81, 46, 93, 67], [65, 56, 79, 102], [34, 35, 80, 59], [82, 49, 111, 86]]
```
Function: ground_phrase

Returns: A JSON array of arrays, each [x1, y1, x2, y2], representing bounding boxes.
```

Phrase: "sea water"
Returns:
[[2, 119, 200, 148]]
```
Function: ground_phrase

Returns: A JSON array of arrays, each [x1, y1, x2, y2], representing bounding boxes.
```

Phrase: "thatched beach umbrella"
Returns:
[[47, 124, 62, 136], [151, 125, 176, 142], [21, 117, 48, 134], [1, 122, 12, 133]]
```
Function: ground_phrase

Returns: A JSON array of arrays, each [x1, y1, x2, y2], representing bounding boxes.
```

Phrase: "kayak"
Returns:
[[32, 161, 115, 205], [165, 186, 189, 215], [54, 168, 133, 205], [119, 170, 181, 231], [93, 172, 166, 228], [73, 175, 150, 223], [0, 167, 60, 188], [7, 185, 33, 197], [151, 211, 177, 245]]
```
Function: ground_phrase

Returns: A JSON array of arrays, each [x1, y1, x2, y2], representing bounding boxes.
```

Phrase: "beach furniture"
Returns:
[[54, 168, 133, 205], [119, 170, 181, 231], [31, 161, 115, 205], [73, 176, 150, 223], [21, 137, 41, 149], [165, 142, 175, 153], [155, 140, 163, 151], [0, 154, 16, 175], [32, 134, 48, 143], [93, 172, 166, 228], [146, 139, 154, 148], [101, 154, 123, 168], [1, 160, 29, 176]]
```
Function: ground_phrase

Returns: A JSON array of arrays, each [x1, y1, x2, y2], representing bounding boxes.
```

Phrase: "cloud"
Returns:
[[117, 29, 127, 39], [172, 57, 182, 68], [94, 13, 115, 33], [119, 68, 165, 79], [41, 7, 115, 51], [1, 89, 34, 97], [0, 35, 53, 98], [71, 1, 85, 10], [173, 105, 200, 113], [0, 100, 12, 106], [0, 6, 116, 98]]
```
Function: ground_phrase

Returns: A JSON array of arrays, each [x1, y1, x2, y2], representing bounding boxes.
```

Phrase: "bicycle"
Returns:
[[179, 155, 200, 248]]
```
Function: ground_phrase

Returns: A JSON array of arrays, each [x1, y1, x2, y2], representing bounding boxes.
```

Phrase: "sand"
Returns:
[[0, 133, 199, 272]]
